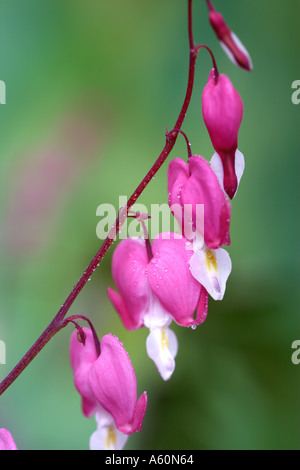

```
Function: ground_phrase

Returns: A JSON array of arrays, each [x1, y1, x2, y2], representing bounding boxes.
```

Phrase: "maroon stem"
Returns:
[[205, 0, 215, 13], [0, 322, 65, 396], [0, 0, 198, 397], [63, 314, 101, 357], [195, 44, 219, 82], [178, 130, 192, 160]]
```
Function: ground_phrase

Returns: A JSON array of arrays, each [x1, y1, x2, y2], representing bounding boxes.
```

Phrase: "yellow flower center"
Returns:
[[161, 328, 169, 351], [105, 425, 116, 449], [205, 248, 218, 273]]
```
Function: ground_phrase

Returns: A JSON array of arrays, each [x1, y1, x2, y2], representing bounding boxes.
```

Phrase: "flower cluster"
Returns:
[[105, 0, 250, 412], [0, 0, 253, 454], [19, 0, 250, 452], [107, 66, 245, 382]]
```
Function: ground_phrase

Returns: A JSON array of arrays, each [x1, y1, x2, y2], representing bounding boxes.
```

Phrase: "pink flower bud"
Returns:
[[207, 1, 253, 71], [202, 70, 243, 199]]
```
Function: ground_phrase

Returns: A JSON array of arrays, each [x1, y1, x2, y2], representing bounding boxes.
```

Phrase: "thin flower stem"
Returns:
[[63, 314, 101, 357], [195, 44, 219, 82], [128, 211, 153, 259], [0, 0, 198, 396], [66, 319, 86, 343], [0, 322, 64, 395], [178, 130, 192, 160], [205, 0, 214, 13]]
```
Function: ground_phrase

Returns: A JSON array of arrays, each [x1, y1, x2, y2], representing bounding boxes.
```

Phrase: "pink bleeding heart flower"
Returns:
[[0, 429, 18, 450], [206, 0, 253, 71], [202, 70, 244, 199], [168, 155, 232, 301], [107, 234, 208, 380], [168, 155, 231, 249], [70, 328, 147, 450]]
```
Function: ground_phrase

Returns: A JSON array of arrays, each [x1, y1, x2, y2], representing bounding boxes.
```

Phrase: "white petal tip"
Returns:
[[210, 150, 245, 198], [146, 327, 178, 380]]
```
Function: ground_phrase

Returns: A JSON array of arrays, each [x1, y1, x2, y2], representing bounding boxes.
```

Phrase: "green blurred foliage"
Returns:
[[0, 0, 299, 450]]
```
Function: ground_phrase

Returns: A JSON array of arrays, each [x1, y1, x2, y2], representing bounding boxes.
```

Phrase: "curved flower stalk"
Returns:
[[107, 234, 208, 381], [0, 428, 18, 450], [202, 70, 244, 199], [205, 0, 253, 71], [70, 328, 147, 450], [168, 155, 232, 301]]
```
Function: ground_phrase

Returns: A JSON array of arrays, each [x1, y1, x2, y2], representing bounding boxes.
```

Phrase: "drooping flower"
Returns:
[[0, 428, 18, 450], [202, 70, 244, 199], [206, 0, 253, 71], [107, 234, 208, 381], [168, 155, 232, 301], [168, 154, 231, 248], [70, 328, 147, 450]]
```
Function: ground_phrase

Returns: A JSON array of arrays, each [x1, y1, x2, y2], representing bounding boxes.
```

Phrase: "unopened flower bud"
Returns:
[[202, 70, 243, 199], [207, 0, 253, 71]]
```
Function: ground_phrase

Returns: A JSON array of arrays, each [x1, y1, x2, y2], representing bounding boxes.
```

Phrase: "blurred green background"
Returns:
[[0, 0, 299, 450]]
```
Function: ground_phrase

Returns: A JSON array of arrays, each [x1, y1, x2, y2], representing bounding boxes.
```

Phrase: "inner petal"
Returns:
[[146, 326, 178, 381], [189, 247, 231, 301], [143, 290, 173, 330], [205, 248, 218, 273], [90, 408, 128, 450]]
